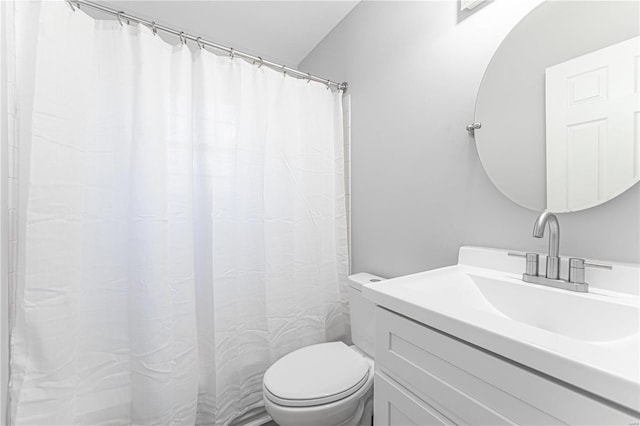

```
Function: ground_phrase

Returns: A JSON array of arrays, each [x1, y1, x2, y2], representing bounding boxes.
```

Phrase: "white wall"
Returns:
[[300, 0, 640, 278]]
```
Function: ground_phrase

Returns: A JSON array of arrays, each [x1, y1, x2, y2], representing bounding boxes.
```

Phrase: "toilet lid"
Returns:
[[263, 342, 370, 407]]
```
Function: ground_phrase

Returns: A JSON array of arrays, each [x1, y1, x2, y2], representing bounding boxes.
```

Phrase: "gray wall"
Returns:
[[300, 0, 640, 278]]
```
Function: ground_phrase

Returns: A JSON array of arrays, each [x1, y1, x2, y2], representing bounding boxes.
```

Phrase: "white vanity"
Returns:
[[364, 246, 640, 425]]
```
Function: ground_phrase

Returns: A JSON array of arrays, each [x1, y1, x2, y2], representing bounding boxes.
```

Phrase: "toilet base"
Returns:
[[264, 387, 372, 426]]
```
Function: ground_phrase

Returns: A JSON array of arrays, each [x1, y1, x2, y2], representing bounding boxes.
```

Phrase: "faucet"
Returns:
[[532, 211, 560, 279], [508, 211, 612, 293]]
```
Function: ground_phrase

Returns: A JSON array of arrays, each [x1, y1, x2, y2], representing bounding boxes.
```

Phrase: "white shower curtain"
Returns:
[[8, 2, 349, 424]]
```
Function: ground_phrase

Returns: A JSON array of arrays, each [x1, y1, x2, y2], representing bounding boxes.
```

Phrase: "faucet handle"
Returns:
[[569, 258, 612, 269], [508, 252, 539, 276], [568, 258, 612, 284], [584, 261, 613, 270], [507, 251, 526, 258]]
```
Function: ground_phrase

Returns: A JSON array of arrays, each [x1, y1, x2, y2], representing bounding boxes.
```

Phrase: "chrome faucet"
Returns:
[[532, 211, 560, 279], [508, 211, 612, 293]]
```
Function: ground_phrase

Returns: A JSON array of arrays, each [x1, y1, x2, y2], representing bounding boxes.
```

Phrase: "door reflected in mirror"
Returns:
[[545, 37, 639, 212]]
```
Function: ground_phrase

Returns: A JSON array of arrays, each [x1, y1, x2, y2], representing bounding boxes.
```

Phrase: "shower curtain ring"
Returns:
[[306, 73, 312, 83], [257, 57, 263, 68], [282, 65, 287, 77], [326, 80, 331, 90], [65, 0, 76, 12], [179, 32, 187, 45], [150, 21, 157, 36], [116, 11, 124, 26], [196, 37, 204, 49], [229, 48, 235, 60]]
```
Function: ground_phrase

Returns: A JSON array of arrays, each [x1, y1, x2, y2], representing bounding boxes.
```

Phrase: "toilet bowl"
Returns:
[[263, 273, 383, 426]]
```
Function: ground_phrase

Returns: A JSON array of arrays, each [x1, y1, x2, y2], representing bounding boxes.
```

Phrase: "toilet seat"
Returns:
[[263, 342, 370, 407]]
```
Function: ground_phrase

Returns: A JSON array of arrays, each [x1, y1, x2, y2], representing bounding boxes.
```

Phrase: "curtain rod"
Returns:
[[66, 0, 348, 92]]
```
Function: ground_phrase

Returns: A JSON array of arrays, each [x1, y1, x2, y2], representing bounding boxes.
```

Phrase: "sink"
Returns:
[[469, 272, 637, 342], [404, 267, 638, 342], [362, 246, 640, 412]]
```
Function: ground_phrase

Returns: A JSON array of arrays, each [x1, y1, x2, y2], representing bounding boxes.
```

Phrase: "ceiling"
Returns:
[[88, 1, 359, 67]]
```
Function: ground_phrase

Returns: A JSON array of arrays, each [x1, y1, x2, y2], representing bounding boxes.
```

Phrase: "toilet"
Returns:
[[262, 273, 383, 426]]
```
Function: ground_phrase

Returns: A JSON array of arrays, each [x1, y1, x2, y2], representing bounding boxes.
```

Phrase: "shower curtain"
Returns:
[[7, 2, 349, 424]]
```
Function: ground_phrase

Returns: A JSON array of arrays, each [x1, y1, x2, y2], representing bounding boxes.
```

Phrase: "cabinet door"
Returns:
[[375, 307, 639, 425], [374, 372, 453, 426]]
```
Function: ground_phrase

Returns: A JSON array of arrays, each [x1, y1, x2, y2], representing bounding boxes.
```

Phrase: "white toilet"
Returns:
[[262, 273, 383, 426]]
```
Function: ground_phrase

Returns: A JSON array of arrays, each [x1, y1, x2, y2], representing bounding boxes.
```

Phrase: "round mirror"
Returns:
[[474, 1, 639, 212]]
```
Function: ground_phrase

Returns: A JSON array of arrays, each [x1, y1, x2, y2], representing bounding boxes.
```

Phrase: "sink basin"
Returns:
[[405, 267, 638, 342], [362, 246, 640, 412]]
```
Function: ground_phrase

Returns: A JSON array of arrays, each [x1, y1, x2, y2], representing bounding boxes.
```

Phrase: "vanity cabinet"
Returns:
[[373, 307, 639, 425]]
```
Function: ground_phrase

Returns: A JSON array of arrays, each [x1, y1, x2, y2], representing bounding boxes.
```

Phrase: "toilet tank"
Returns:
[[347, 273, 385, 358]]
